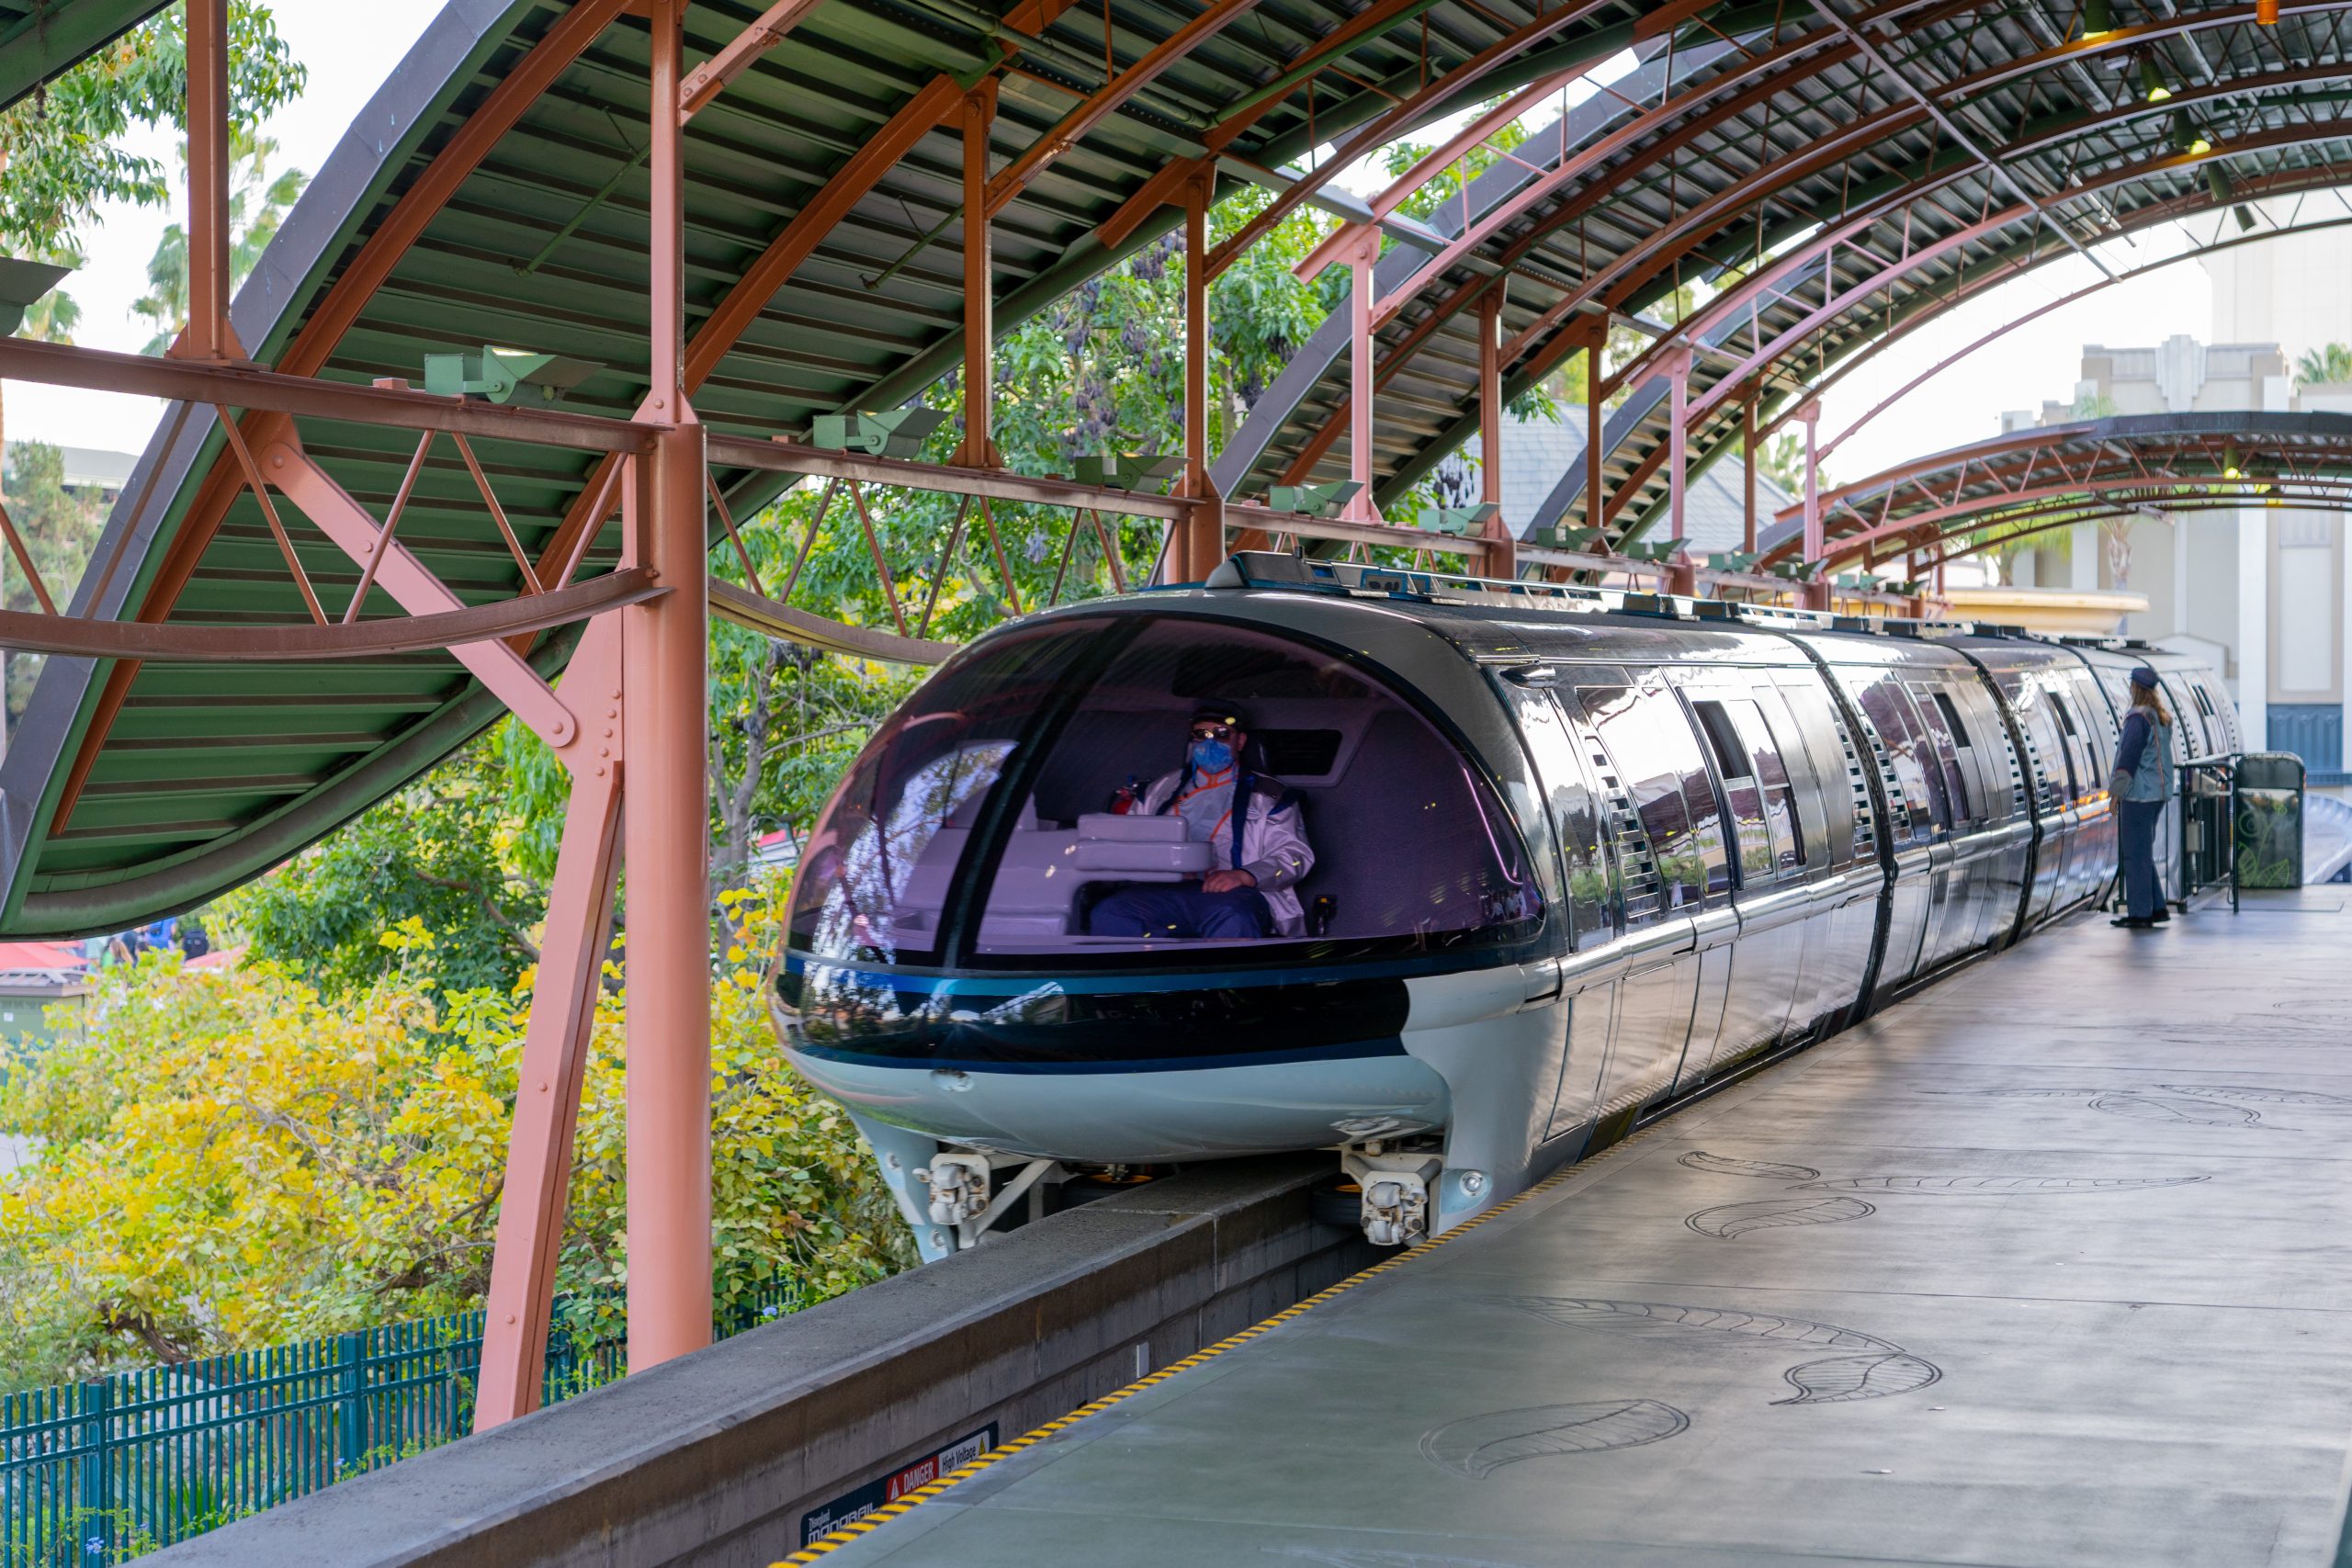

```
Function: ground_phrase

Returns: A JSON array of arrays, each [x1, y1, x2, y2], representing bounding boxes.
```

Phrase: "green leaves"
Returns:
[[0, 883, 909, 1391], [0, 2, 306, 253]]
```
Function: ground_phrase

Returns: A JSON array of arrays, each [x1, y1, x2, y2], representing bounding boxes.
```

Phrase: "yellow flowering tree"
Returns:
[[0, 887, 907, 1392]]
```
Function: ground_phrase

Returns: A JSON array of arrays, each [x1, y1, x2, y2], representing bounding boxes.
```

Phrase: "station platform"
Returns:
[[807, 890, 2352, 1567]]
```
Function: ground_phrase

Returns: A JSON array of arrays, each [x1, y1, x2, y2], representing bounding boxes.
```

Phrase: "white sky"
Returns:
[[15, 3, 441, 452], [0, 5, 2232, 491]]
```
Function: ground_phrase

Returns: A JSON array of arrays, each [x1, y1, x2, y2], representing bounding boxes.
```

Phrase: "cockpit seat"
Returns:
[[1073, 813, 1214, 879]]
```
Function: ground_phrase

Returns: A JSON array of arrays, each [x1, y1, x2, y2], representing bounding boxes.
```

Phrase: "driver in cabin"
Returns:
[[1088, 706, 1315, 940]]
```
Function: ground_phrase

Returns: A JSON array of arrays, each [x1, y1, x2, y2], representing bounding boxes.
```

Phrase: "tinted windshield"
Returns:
[[786, 624, 1100, 964], [787, 613, 1541, 967]]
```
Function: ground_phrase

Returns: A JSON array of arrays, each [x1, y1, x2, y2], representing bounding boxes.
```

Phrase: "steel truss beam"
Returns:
[[1751, 414, 2352, 572]]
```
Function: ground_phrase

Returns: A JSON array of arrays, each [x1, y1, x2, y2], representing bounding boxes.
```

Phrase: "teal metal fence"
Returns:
[[2, 1292, 798, 1566]]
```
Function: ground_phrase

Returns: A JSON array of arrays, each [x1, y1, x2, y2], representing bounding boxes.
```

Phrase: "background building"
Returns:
[[2002, 341, 2345, 775]]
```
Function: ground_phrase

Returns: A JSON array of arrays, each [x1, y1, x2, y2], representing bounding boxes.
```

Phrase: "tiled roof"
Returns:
[[1500, 408, 1794, 552]]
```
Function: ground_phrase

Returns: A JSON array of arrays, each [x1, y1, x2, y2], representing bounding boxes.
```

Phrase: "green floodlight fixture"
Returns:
[[2082, 0, 2112, 35], [1623, 535, 1688, 563], [2235, 204, 2259, 232], [0, 256, 73, 337], [1267, 480, 1363, 517], [1418, 502, 1501, 536], [2139, 51, 2171, 102], [2205, 164, 2235, 206], [1707, 549, 1760, 572], [2169, 113, 2211, 157], [1073, 451, 1182, 490], [1769, 558, 1828, 582], [808, 408, 950, 459], [423, 345, 601, 405], [1528, 524, 1605, 551]]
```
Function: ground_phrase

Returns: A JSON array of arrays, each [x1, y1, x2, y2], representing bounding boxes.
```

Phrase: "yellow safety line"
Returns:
[[774, 1116, 1675, 1565]]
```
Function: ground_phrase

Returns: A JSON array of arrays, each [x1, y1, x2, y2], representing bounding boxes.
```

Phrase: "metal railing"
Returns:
[[0, 1291, 803, 1566], [2177, 753, 2239, 912]]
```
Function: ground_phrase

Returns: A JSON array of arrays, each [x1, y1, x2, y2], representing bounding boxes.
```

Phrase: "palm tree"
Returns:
[[2296, 343, 2352, 389], [131, 133, 307, 355]]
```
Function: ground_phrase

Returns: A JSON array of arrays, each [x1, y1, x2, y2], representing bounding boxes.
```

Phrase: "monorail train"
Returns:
[[769, 554, 2235, 1260]]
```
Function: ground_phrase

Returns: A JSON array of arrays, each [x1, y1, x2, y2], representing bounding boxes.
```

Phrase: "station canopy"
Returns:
[[3, 0, 2348, 935]]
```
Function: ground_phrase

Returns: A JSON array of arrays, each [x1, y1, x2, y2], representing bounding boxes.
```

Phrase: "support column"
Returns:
[[1476, 289, 1513, 581], [1661, 346, 1693, 549], [182, 0, 232, 361], [2173, 513, 2189, 634], [1583, 319, 1606, 542], [626, 0, 713, 1376], [2237, 505, 2268, 751], [2340, 516, 2352, 773], [1345, 231, 1380, 523], [1173, 168, 1221, 581], [1800, 400, 1827, 610], [956, 82, 998, 469], [1741, 387, 1758, 554], [474, 629, 624, 1430], [2070, 520, 2098, 591]]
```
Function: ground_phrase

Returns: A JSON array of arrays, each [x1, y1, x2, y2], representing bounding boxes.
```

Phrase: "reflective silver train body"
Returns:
[[771, 571, 2233, 1259]]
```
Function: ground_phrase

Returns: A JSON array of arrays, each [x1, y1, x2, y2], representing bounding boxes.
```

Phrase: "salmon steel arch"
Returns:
[[3, 0, 2348, 1420], [1755, 412, 2352, 577]]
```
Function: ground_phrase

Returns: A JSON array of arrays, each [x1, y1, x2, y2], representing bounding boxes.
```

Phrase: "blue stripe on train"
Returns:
[[785, 1037, 1410, 1076]]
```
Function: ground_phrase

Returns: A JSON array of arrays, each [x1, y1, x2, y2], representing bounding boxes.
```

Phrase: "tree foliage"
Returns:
[[0, 1, 305, 253], [0, 442, 109, 718], [2297, 342, 2352, 388], [0, 889, 907, 1391], [220, 739, 548, 998], [130, 131, 307, 354]]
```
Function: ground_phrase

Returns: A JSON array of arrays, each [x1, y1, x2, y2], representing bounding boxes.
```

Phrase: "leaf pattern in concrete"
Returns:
[[1797, 1175, 2208, 1194], [1685, 1196, 1875, 1237], [1419, 1399, 1690, 1478], [1678, 1151, 1821, 1180]]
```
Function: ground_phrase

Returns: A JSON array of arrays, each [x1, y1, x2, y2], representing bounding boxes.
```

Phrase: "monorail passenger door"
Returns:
[[1908, 678, 2008, 964], [1503, 682, 1619, 1146], [1837, 670, 1939, 993], [2003, 679, 2075, 926], [1573, 679, 1722, 1116], [1682, 686, 1808, 1080], [1774, 674, 1883, 1033], [2046, 676, 2114, 906]]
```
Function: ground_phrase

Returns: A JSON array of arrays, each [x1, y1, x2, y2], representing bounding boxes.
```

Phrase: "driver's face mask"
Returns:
[[1189, 725, 1236, 773]]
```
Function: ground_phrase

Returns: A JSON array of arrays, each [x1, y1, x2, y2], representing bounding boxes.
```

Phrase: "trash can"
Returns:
[[2233, 751, 2306, 889]]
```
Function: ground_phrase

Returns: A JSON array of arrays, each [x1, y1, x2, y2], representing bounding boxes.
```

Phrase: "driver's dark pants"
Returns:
[[1090, 886, 1272, 939], [2118, 796, 2165, 919]]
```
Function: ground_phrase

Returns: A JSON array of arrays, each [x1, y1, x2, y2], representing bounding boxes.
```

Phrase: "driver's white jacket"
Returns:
[[1137, 766, 1316, 935]]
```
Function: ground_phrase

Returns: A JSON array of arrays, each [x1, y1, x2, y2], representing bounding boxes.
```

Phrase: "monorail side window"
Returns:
[[1774, 678, 1859, 868], [1851, 676, 1944, 838], [1912, 683, 1975, 821], [2045, 687, 2088, 800], [1509, 685, 1612, 948], [1690, 697, 1773, 888], [1731, 697, 1807, 874], [786, 623, 1102, 963], [2011, 686, 2071, 813], [1581, 682, 1726, 911]]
